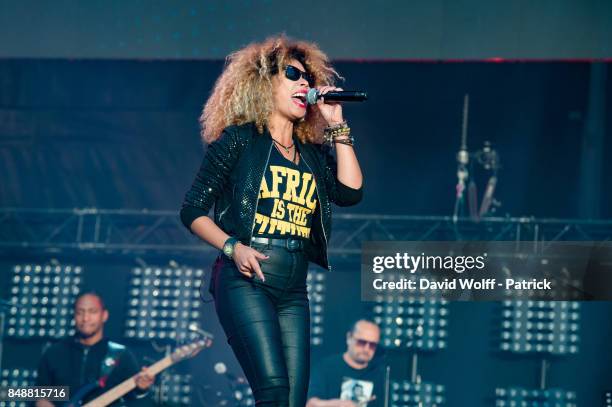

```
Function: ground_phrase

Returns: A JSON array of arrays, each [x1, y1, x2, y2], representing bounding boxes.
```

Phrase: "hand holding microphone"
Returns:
[[311, 86, 367, 126]]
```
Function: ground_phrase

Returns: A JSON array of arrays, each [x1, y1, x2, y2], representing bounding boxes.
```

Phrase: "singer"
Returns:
[[180, 35, 363, 407]]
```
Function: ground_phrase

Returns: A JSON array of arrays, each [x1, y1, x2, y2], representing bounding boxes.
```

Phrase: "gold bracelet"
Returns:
[[324, 122, 351, 145], [326, 121, 347, 131], [334, 136, 354, 147]]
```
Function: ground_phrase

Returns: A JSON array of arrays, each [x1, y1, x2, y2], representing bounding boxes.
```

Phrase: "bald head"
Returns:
[[349, 319, 380, 337], [346, 319, 380, 366]]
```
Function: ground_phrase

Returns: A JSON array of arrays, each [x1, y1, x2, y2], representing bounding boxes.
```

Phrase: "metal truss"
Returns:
[[328, 214, 612, 255], [1, 208, 611, 257]]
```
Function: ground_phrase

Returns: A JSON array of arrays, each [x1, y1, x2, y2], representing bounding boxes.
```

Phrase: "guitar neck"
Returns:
[[82, 356, 173, 407]]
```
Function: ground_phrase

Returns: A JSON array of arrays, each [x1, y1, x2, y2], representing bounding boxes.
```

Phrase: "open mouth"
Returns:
[[291, 92, 307, 108]]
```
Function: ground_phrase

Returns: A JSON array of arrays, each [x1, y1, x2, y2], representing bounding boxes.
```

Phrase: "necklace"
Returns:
[[272, 139, 298, 164], [272, 138, 294, 153]]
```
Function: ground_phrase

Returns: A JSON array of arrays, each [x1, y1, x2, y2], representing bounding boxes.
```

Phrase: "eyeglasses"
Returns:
[[353, 337, 378, 351], [285, 65, 315, 87]]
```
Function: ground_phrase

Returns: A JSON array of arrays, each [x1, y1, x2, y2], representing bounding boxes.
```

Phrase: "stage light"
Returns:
[[499, 301, 580, 355], [156, 373, 192, 405], [307, 270, 326, 346], [495, 387, 576, 407], [6, 263, 81, 339], [124, 266, 204, 341], [370, 276, 448, 351], [233, 380, 255, 406], [390, 380, 445, 407], [0, 369, 38, 407]]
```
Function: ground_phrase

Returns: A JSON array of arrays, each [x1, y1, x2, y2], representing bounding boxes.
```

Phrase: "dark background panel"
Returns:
[[0, 60, 610, 218]]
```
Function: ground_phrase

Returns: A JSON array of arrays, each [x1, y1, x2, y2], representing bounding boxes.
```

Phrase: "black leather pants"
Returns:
[[209, 241, 310, 407]]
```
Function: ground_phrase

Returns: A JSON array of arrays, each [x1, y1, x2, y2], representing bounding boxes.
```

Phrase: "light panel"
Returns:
[[124, 266, 204, 341], [307, 270, 325, 346], [371, 294, 448, 351], [391, 380, 445, 407], [495, 387, 576, 407], [6, 263, 81, 338], [0, 369, 38, 407], [500, 301, 580, 355], [157, 373, 192, 405]]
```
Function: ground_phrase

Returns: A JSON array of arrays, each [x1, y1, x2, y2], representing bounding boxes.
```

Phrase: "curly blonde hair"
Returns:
[[200, 35, 341, 144]]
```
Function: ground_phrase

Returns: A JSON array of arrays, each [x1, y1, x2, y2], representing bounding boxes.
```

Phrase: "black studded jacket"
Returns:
[[180, 122, 363, 270]]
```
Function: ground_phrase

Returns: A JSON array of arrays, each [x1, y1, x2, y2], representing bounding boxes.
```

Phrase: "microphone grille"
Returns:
[[306, 88, 319, 105]]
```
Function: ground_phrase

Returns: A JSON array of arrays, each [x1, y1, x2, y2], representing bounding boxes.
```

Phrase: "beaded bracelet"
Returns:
[[323, 121, 352, 145], [326, 120, 347, 131]]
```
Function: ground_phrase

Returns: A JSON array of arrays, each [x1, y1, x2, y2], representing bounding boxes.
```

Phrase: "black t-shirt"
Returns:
[[35, 336, 151, 406], [254, 146, 318, 239], [308, 354, 386, 407]]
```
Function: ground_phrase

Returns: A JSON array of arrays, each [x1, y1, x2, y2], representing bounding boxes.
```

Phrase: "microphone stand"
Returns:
[[452, 95, 502, 221], [383, 365, 390, 407], [453, 94, 470, 223]]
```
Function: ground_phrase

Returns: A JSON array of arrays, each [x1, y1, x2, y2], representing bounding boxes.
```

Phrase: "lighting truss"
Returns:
[[496, 256, 584, 301], [124, 266, 203, 341], [499, 301, 580, 355], [2, 209, 612, 257], [6, 263, 81, 338]]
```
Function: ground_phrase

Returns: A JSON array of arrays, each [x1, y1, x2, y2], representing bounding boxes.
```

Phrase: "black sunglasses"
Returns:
[[285, 65, 315, 87], [353, 337, 378, 350]]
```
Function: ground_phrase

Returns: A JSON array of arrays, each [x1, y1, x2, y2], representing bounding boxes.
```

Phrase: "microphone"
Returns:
[[306, 88, 368, 105]]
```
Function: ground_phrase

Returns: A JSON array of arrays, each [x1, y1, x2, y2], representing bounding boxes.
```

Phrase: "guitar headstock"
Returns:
[[170, 336, 213, 363]]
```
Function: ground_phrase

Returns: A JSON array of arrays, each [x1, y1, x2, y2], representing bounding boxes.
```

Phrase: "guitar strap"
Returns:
[[99, 341, 126, 386], [65, 341, 128, 407]]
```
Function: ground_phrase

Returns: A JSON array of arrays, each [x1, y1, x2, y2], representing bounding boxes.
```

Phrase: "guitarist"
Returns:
[[34, 292, 155, 406]]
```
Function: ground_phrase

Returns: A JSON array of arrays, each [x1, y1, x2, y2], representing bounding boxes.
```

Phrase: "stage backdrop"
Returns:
[[0, 60, 610, 218]]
